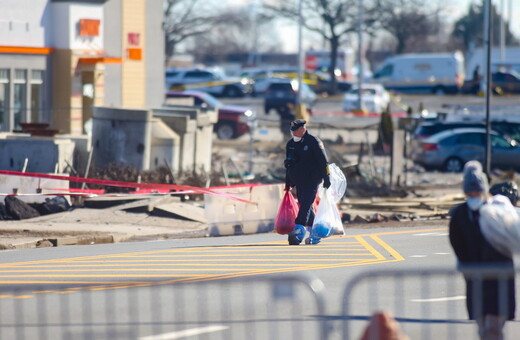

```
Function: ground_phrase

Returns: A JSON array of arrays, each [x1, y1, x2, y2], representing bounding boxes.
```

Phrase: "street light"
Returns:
[[356, 0, 365, 112], [296, 0, 304, 117]]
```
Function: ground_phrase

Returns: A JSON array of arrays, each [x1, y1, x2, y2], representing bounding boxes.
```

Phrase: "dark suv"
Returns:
[[165, 91, 256, 139], [264, 79, 316, 114]]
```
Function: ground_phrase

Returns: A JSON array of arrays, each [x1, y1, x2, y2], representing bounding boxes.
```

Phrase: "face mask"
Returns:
[[467, 197, 484, 211], [292, 136, 302, 142]]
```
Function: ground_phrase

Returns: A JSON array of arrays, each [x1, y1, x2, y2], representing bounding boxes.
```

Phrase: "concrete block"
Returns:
[[0, 174, 70, 204], [204, 184, 283, 236], [208, 220, 275, 236], [0, 136, 75, 173], [48, 237, 79, 246], [92, 107, 153, 170], [55, 134, 92, 173], [152, 202, 207, 223], [150, 120, 180, 171], [154, 109, 197, 134]]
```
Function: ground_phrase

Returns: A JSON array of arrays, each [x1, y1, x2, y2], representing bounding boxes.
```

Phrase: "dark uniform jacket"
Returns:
[[285, 131, 329, 186], [449, 202, 515, 320]]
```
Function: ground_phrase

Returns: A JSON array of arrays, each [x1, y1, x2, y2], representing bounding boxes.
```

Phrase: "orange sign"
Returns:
[[79, 19, 100, 37], [127, 48, 142, 61]]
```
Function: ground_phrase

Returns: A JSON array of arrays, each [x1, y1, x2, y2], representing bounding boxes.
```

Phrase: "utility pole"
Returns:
[[356, 0, 365, 112], [297, 0, 303, 108], [484, 0, 492, 175]]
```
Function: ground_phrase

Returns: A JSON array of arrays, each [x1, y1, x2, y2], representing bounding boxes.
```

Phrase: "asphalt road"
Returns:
[[1, 224, 518, 339]]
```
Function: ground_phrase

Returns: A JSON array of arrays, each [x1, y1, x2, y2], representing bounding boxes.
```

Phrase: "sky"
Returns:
[[223, 0, 520, 53]]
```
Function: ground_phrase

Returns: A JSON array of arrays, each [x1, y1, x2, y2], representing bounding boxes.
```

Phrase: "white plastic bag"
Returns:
[[479, 194, 520, 256], [328, 163, 347, 203], [312, 187, 344, 237]]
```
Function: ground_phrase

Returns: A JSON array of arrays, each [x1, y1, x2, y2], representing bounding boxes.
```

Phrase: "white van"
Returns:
[[372, 52, 465, 94]]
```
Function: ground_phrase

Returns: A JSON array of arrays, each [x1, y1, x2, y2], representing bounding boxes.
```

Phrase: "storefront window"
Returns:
[[30, 70, 44, 123], [14, 69, 27, 130], [0, 69, 8, 132]]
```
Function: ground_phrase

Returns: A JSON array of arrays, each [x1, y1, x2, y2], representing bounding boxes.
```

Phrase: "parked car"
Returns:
[[412, 120, 520, 147], [312, 76, 352, 94], [240, 68, 320, 96], [264, 79, 317, 114], [411, 127, 520, 172], [492, 71, 520, 94], [165, 90, 256, 139], [165, 68, 251, 97], [342, 84, 391, 113], [461, 71, 520, 95]]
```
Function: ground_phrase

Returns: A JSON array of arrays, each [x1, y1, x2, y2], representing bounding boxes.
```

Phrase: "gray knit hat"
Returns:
[[463, 160, 489, 194]]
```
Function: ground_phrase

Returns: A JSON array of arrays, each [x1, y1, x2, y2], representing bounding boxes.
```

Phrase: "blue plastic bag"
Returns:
[[312, 187, 344, 237]]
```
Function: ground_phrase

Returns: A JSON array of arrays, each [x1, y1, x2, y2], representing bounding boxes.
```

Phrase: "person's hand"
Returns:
[[284, 159, 293, 169], [323, 176, 331, 189], [285, 182, 292, 191]]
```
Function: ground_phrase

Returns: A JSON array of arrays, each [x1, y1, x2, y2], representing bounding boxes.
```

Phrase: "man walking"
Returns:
[[284, 119, 330, 245], [449, 161, 515, 340]]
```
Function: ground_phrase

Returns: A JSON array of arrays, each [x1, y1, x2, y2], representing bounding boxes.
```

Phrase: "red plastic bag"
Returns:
[[275, 190, 299, 234]]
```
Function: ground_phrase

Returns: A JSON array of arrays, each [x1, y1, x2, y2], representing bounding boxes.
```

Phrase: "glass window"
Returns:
[[491, 135, 512, 148], [30, 70, 44, 123], [456, 133, 484, 145], [14, 69, 27, 130], [0, 69, 8, 132], [375, 65, 393, 78]]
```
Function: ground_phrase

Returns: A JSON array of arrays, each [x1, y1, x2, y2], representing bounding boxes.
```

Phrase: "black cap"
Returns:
[[290, 119, 306, 131]]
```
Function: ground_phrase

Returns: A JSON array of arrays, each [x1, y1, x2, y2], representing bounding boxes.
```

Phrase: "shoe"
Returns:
[[288, 224, 306, 245], [305, 235, 321, 245]]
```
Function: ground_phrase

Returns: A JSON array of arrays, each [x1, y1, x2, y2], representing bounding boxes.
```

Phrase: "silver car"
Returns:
[[411, 127, 520, 172]]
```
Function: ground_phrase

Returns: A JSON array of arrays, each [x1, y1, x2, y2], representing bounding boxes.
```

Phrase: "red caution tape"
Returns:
[[0, 170, 257, 204]]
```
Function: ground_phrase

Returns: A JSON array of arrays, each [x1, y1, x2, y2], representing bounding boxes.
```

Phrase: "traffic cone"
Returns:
[[359, 311, 410, 340]]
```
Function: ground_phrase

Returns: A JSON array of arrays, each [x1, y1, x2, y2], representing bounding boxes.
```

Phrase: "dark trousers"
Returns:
[[295, 181, 319, 226]]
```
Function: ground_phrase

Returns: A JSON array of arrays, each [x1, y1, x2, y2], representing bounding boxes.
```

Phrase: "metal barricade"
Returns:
[[341, 266, 518, 340], [0, 274, 328, 340]]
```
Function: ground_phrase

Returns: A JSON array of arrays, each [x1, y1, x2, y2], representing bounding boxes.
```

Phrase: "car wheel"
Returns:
[[432, 86, 445, 95], [444, 157, 464, 172], [223, 86, 242, 98], [216, 122, 236, 139]]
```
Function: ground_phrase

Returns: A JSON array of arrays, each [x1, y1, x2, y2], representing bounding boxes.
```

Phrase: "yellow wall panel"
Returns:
[[122, 0, 146, 108]]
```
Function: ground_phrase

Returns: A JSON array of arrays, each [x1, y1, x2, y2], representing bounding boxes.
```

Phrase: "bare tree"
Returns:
[[164, 0, 225, 61], [263, 0, 380, 94], [451, 2, 519, 52], [378, 0, 442, 54], [187, 5, 279, 64]]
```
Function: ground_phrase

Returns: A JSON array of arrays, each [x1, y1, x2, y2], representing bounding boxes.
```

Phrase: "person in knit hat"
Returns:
[[449, 160, 515, 340]]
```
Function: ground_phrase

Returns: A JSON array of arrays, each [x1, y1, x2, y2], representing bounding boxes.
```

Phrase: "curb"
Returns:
[[0, 235, 116, 250]]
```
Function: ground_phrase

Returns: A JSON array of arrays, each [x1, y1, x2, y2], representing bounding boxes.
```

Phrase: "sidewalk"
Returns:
[[0, 204, 208, 250]]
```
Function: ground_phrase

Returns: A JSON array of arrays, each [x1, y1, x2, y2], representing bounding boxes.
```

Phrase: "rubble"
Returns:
[[5, 196, 40, 220]]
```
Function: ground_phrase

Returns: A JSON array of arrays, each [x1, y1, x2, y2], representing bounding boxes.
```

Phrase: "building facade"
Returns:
[[0, 0, 164, 135]]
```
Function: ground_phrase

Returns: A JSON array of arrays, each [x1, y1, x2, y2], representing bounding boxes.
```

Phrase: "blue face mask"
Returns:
[[467, 197, 484, 211]]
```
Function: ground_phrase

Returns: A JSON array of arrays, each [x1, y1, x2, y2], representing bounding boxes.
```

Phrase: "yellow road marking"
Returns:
[[0, 228, 442, 292], [354, 236, 386, 261], [371, 235, 405, 261]]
